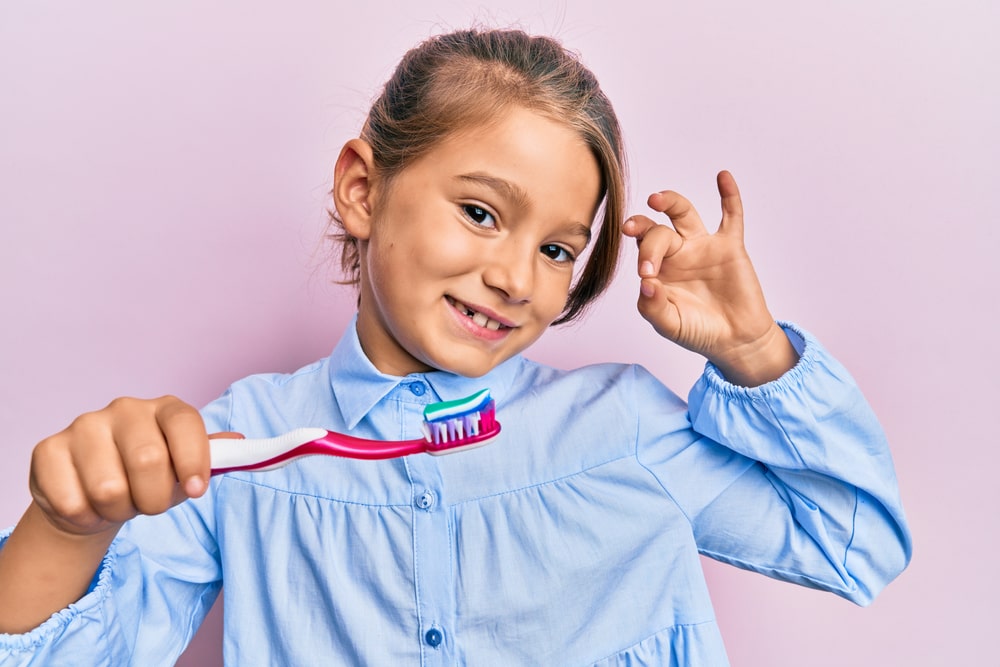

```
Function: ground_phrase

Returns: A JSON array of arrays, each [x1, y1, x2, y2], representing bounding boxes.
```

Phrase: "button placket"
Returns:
[[401, 416, 455, 664]]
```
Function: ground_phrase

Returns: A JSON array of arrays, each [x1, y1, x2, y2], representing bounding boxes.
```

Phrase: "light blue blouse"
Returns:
[[0, 320, 911, 666]]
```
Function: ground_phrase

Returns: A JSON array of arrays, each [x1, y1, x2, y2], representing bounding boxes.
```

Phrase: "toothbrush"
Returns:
[[210, 388, 500, 475]]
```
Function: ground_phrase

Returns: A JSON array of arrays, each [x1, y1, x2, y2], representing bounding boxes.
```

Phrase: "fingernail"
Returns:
[[185, 475, 206, 497], [640, 281, 655, 298], [640, 261, 655, 276]]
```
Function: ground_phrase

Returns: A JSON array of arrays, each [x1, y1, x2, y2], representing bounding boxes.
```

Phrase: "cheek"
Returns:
[[377, 207, 467, 260], [426, 219, 481, 258], [536, 270, 575, 319], [362, 236, 409, 310]]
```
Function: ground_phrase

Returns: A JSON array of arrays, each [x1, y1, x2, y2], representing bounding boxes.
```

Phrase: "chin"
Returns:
[[414, 330, 537, 378], [422, 348, 508, 378], [430, 358, 495, 379]]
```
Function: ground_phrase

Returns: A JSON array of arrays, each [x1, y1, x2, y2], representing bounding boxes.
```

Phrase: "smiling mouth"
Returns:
[[447, 297, 510, 331]]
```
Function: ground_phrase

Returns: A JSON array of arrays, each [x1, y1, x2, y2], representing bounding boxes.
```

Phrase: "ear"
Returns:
[[333, 138, 377, 240]]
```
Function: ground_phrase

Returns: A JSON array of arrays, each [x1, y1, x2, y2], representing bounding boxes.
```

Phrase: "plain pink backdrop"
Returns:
[[1, 1, 996, 665]]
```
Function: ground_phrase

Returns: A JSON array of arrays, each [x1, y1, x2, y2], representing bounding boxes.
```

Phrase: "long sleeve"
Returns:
[[638, 323, 912, 605], [0, 392, 233, 665]]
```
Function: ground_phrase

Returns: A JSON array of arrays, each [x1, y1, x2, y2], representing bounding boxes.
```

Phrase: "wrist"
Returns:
[[709, 323, 800, 387], [26, 501, 122, 545], [0, 503, 119, 634]]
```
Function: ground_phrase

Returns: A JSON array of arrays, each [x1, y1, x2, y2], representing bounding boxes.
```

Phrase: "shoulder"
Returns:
[[231, 357, 328, 390], [517, 355, 636, 386], [481, 358, 691, 475], [204, 356, 335, 435], [513, 357, 681, 410]]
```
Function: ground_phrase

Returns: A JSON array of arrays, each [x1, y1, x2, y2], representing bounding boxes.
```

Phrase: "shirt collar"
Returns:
[[328, 314, 522, 429]]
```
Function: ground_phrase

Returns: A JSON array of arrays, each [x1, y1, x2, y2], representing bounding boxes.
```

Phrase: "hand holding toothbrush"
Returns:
[[0, 385, 498, 633], [0, 395, 234, 634], [28, 395, 230, 538], [622, 171, 799, 387], [25, 387, 498, 538]]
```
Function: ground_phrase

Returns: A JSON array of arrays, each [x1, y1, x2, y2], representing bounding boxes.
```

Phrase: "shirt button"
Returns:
[[416, 491, 435, 510], [408, 382, 426, 396], [424, 628, 444, 648]]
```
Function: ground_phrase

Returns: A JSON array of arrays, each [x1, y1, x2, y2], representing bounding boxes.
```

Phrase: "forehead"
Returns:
[[411, 107, 603, 220]]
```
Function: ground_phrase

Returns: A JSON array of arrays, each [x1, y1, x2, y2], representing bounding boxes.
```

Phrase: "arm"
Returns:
[[692, 325, 910, 603], [0, 396, 211, 634], [634, 331, 911, 604], [0, 395, 232, 663], [0, 504, 119, 633], [626, 173, 910, 601]]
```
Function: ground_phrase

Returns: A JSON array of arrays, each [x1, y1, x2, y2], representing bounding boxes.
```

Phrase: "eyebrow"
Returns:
[[455, 172, 592, 246], [456, 172, 531, 210]]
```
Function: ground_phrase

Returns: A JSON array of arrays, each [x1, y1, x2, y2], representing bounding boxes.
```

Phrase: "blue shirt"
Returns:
[[0, 320, 911, 666]]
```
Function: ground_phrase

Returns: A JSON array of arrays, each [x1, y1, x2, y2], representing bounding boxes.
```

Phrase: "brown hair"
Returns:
[[331, 28, 627, 325]]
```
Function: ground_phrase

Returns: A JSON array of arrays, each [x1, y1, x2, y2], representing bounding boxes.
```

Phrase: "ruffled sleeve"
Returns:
[[640, 323, 911, 605], [0, 530, 127, 665]]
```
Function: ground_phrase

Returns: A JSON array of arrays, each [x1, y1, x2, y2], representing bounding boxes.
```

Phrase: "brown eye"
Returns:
[[462, 204, 496, 228], [541, 243, 574, 263]]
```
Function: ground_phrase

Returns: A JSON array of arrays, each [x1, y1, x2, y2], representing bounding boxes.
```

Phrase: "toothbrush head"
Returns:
[[420, 388, 501, 455]]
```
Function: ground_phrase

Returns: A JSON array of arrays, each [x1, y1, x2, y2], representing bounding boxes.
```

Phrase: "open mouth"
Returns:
[[447, 297, 509, 332]]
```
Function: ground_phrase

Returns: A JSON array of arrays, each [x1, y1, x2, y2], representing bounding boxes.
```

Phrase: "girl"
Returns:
[[0, 29, 910, 666]]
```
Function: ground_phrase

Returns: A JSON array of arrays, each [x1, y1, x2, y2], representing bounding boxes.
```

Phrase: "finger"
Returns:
[[638, 224, 685, 278], [622, 214, 657, 241], [155, 398, 213, 499], [209, 432, 245, 439], [636, 279, 681, 339], [624, 216, 685, 277], [646, 190, 708, 238], [113, 404, 179, 516], [716, 170, 744, 238], [30, 433, 108, 534], [67, 412, 140, 524]]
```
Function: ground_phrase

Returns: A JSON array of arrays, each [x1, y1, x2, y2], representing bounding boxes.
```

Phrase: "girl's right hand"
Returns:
[[28, 395, 226, 538]]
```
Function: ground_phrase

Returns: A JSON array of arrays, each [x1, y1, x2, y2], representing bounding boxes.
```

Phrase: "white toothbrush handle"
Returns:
[[210, 427, 328, 473]]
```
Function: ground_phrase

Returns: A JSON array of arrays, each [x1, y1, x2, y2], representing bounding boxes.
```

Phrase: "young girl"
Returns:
[[0, 29, 910, 666]]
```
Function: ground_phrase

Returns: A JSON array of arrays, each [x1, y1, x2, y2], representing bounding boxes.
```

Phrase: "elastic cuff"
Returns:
[[0, 529, 117, 652], [699, 321, 819, 400]]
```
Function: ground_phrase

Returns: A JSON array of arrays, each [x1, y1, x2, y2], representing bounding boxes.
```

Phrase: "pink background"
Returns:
[[1, 1, 996, 664]]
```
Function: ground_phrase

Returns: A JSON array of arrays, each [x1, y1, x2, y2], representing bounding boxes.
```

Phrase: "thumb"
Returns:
[[174, 432, 245, 501], [636, 279, 681, 338], [208, 432, 245, 440]]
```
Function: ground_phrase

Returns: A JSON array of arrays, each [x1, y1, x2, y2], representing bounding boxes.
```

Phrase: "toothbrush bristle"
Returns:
[[422, 390, 500, 453]]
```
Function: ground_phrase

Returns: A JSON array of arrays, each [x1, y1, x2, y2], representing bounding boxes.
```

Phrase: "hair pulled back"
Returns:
[[333, 28, 627, 325]]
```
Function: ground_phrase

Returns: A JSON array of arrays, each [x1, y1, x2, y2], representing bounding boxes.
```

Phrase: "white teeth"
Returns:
[[451, 297, 506, 330]]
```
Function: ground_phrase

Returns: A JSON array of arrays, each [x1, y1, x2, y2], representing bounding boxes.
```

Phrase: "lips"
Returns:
[[446, 296, 510, 331]]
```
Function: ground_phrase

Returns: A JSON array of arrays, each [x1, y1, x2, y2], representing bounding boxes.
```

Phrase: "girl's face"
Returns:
[[353, 107, 602, 378]]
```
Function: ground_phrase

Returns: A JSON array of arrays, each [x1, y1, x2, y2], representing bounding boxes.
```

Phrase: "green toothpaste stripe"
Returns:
[[423, 389, 491, 422]]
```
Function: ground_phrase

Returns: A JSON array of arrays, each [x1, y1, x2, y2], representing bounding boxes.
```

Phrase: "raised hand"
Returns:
[[622, 171, 798, 386]]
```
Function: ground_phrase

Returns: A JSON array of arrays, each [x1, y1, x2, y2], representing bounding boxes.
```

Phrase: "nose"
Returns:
[[482, 243, 534, 303]]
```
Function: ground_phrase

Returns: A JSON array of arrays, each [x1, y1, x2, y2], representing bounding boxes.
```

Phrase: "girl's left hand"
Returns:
[[622, 171, 798, 386]]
